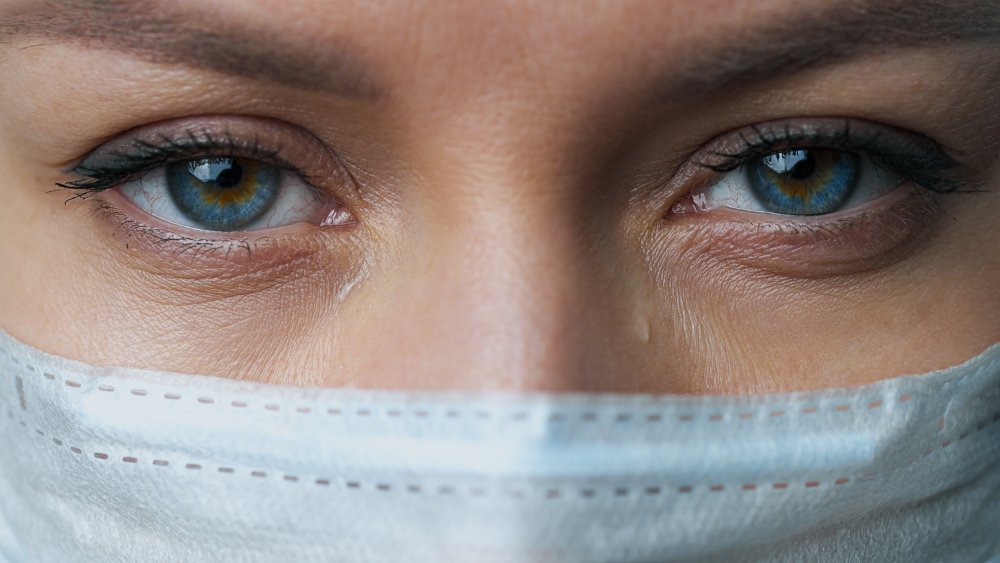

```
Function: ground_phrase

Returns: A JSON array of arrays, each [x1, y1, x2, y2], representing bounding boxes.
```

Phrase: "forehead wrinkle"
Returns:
[[659, 0, 1000, 101], [0, 0, 380, 99]]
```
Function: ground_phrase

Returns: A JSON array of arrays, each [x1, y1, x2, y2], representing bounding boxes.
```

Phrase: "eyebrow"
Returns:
[[0, 0, 380, 99], [665, 0, 1000, 100], [0, 1, 996, 104]]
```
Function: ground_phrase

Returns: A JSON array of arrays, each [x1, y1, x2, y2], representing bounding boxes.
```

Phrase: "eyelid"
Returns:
[[57, 115, 359, 201], [688, 117, 963, 195]]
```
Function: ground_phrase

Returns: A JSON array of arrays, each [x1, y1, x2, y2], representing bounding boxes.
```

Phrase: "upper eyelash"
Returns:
[[55, 130, 305, 200], [695, 120, 967, 194], [59, 120, 976, 208]]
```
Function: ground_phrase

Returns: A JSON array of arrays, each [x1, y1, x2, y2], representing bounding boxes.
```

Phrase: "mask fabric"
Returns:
[[0, 329, 998, 563]]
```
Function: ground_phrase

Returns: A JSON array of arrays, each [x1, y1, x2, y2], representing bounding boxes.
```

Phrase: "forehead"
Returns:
[[156, 0, 823, 68]]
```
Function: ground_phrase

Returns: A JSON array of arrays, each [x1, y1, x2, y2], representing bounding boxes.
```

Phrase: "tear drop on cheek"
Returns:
[[634, 315, 651, 344]]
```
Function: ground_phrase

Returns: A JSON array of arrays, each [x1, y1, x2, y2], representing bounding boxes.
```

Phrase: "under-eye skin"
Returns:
[[57, 116, 357, 240]]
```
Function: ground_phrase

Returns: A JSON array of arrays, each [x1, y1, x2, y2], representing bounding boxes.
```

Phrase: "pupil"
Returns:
[[788, 154, 815, 180], [763, 150, 816, 180], [188, 158, 243, 189]]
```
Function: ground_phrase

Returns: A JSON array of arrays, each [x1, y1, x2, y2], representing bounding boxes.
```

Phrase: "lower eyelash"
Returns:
[[666, 189, 945, 280], [90, 199, 261, 259], [84, 196, 356, 296]]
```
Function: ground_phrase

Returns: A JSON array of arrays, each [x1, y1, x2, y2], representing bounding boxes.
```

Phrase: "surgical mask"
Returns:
[[1, 329, 998, 563]]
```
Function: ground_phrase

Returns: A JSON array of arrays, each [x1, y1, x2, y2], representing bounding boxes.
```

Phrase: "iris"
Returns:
[[167, 157, 281, 230], [747, 149, 859, 215]]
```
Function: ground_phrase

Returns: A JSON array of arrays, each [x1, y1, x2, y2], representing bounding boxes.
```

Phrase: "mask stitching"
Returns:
[[3, 401, 998, 500], [8, 356, 920, 424]]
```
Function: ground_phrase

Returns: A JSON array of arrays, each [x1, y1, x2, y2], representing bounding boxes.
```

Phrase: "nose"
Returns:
[[340, 181, 653, 392]]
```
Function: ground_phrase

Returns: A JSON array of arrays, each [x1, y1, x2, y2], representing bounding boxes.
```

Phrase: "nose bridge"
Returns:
[[343, 91, 641, 391], [414, 191, 592, 391], [362, 176, 608, 392]]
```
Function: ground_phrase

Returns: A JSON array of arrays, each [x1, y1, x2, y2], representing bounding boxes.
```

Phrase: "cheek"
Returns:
[[0, 155, 96, 359], [644, 199, 1000, 394], [0, 163, 369, 381]]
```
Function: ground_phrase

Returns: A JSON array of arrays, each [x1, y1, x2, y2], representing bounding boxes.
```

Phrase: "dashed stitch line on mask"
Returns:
[[3, 399, 999, 501], [2, 351, 927, 425]]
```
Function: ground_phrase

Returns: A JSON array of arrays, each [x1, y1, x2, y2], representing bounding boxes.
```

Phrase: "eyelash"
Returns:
[[693, 120, 966, 196], [56, 118, 970, 235], [56, 132, 316, 201]]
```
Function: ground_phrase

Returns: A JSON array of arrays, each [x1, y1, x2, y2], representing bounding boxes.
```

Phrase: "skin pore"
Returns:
[[0, 0, 997, 393]]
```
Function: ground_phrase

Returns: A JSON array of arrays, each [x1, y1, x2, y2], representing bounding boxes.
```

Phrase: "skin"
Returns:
[[0, 0, 997, 394]]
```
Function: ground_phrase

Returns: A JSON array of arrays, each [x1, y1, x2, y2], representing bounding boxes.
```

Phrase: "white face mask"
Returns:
[[1, 329, 999, 563]]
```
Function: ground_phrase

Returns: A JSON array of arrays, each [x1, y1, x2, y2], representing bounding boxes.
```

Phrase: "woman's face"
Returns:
[[0, 0, 997, 394]]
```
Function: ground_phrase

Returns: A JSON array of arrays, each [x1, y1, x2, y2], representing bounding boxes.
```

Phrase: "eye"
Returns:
[[58, 117, 356, 234], [681, 148, 902, 216], [668, 118, 962, 219], [119, 156, 334, 232]]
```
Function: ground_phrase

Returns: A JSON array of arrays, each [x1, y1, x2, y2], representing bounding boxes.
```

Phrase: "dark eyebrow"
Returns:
[[665, 0, 1000, 100], [1, 1, 996, 104], [0, 0, 379, 99]]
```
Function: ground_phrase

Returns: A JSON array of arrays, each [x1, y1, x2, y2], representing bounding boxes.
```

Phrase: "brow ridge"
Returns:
[[664, 0, 1000, 100], [0, 0, 380, 99]]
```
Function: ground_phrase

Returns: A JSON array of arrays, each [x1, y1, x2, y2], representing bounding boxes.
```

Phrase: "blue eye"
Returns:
[[684, 147, 903, 217], [117, 155, 346, 233], [167, 158, 281, 230], [747, 149, 859, 215]]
